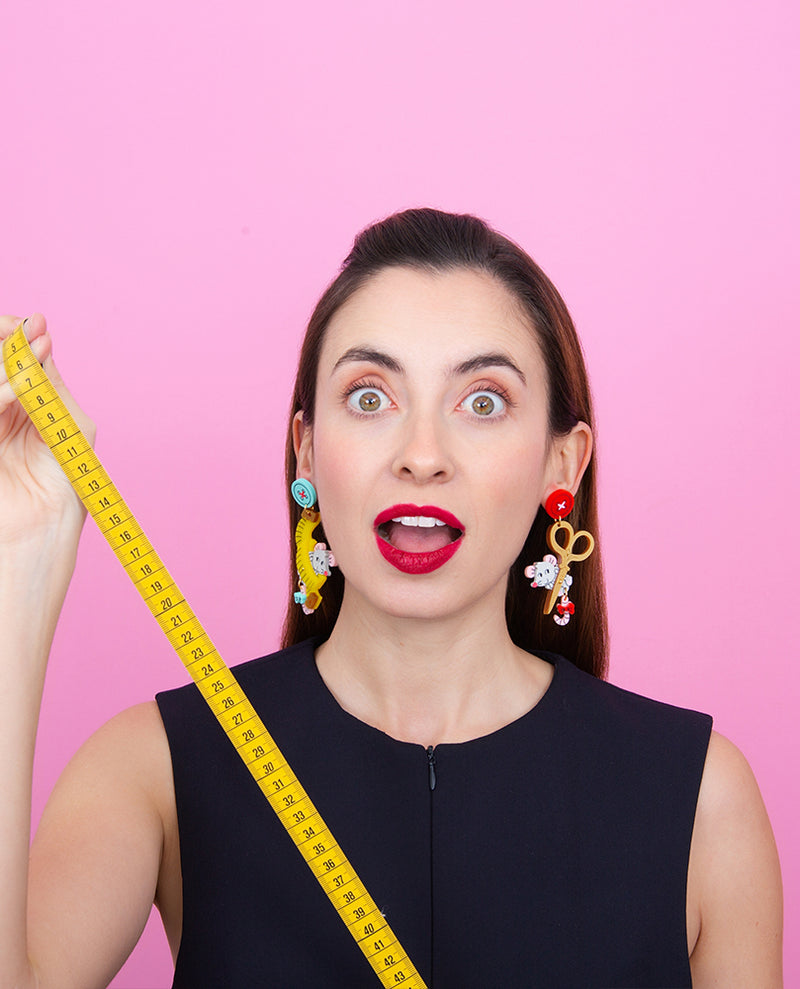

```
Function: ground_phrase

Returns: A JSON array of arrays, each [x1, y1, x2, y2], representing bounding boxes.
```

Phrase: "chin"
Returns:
[[343, 573, 504, 626]]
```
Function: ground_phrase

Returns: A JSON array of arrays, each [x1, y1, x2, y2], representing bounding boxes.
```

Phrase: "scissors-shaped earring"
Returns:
[[524, 489, 595, 625], [291, 479, 337, 615]]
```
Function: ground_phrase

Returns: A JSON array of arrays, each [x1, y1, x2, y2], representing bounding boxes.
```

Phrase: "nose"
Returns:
[[391, 411, 455, 484]]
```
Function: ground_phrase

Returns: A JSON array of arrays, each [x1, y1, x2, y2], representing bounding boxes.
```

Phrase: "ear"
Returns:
[[544, 421, 592, 499], [292, 410, 314, 480]]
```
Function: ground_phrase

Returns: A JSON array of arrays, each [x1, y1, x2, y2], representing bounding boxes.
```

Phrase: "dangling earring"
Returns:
[[291, 479, 337, 615], [524, 489, 594, 626]]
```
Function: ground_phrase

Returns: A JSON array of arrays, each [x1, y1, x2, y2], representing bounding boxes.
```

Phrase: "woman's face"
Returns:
[[295, 265, 587, 623]]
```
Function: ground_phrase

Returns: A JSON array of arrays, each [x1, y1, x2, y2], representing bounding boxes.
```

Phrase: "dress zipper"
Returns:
[[426, 745, 437, 791], [426, 745, 436, 986]]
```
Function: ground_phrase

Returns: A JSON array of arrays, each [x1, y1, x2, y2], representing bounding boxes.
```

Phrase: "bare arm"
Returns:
[[688, 730, 783, 988], [0, 314, 174, 989], [27, 701, 178, 989]]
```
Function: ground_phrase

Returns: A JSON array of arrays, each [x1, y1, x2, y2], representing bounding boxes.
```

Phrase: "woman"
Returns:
[[1, 209, 782, 987]]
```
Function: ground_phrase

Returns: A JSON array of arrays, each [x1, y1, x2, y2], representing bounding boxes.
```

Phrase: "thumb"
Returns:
[[25, 312, 54, 367]]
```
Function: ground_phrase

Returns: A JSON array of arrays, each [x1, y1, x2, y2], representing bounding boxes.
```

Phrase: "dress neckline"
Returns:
[[303, 639, 568, 752]]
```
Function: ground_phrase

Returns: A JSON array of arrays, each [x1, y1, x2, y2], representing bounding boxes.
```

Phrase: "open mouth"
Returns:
[[373, 504, 464, 574]]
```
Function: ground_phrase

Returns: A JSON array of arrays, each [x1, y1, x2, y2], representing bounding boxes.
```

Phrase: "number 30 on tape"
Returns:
[[3, 323, 426, 989]]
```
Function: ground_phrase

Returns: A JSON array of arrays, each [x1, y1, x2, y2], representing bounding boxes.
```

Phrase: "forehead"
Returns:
[[320, 266, 544, 372]]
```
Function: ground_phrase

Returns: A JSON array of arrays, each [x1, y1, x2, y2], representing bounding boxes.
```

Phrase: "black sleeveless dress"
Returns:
[[156, 639, 712, 988]]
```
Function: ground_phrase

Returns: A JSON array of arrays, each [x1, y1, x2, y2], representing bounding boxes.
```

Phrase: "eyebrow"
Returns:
[[332, 346, 527, 385], [332, 347, 404, 374], [452, 353, 527, 386]]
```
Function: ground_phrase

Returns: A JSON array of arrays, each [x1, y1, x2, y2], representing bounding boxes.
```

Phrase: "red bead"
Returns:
[[544, 489, 574, 519]]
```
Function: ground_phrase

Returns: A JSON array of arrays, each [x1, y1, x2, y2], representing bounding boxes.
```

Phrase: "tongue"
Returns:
[[384, 521, 458, 553]]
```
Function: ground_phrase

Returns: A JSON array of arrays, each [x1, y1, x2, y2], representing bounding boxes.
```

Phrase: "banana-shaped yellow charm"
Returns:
[[291, 480, 336, 614]]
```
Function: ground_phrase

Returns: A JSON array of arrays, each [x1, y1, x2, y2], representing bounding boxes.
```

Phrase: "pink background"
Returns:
[[4, 1, 798, 984]]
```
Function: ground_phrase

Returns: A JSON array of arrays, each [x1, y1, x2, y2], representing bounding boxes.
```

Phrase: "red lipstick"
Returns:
[[373, 504, 464, 575]]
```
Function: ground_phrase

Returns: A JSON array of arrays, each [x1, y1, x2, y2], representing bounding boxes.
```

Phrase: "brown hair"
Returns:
[[282, 208, 608, 678]]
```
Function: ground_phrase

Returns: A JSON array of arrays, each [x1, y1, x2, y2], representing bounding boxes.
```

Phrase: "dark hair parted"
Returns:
[[282, 208, 608, 679]]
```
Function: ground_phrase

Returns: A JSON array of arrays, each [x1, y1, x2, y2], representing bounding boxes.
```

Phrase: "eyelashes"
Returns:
[[342, 377, 515, 421], [347, 382, 393, 415], [343, 377, 393, 417], [459, 389, 508, 418]]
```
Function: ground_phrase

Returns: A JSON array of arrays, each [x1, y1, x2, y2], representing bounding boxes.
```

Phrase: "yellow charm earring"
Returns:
[[291, 479, 336, 614]]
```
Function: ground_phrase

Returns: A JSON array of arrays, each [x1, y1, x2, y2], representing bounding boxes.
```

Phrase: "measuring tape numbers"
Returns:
[[3, 323, 426, 989]]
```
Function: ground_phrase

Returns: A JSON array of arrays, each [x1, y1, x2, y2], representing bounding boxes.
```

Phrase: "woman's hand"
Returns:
[[0, 313, 95, 558]]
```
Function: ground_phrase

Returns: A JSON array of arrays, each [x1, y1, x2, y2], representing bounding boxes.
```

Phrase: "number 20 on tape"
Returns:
[[3, 323, 427, 989]]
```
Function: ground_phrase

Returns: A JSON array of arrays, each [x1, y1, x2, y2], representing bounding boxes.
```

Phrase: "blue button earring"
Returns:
[[291, 479, 336, 614]]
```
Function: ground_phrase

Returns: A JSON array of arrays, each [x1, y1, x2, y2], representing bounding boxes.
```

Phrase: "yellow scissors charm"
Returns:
[[543, 519, 595, 615]]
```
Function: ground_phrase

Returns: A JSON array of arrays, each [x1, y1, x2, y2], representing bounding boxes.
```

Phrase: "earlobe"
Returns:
[[292, 411, 314, 480], [546, 421, 592, 499]]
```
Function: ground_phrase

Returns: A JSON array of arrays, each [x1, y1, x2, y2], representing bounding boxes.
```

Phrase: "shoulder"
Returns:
[[54, 700, 170, 779], [696, 730, 770, 819], [156, 638, 319, 733], [533, 659, 715, 855], [688, 731, 783, 987], [155, 639, 325, 794], [50, 700, 175, 824], [80, 700, 171, 771], [692, 731, 781, 878], [157, 638, 317, 703], [551, 655, 713, 752]]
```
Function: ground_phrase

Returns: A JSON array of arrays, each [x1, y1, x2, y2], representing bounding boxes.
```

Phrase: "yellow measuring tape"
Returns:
[[3, 323, 426, 989]]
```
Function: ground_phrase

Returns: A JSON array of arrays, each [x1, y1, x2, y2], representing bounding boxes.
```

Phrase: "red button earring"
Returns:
[[524, 489, 594, 626]]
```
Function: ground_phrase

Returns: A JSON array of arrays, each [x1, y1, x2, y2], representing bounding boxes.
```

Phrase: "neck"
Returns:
[[314, 587, 553, 746]]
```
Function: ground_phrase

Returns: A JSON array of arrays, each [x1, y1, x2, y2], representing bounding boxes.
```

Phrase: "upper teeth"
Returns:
[[391, 515, 446, 527]]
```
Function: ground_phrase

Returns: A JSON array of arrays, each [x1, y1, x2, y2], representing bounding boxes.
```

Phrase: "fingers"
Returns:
[[0, 316, 26, 413], [0, 312, 48, 343], [0, 314, 26, 339], [0, 314, 95, 446], [0, 314, 42, 413], [0, 313, 51, 359]]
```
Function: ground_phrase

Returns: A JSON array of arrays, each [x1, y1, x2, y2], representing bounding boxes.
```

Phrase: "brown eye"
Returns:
[[471, 394, 496, 416], [348, 387, 389, 414], [460, 389, 507, 418], [359, 391, 381, 412]]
